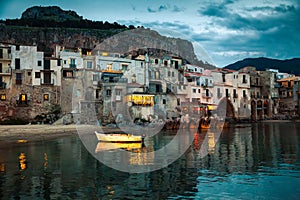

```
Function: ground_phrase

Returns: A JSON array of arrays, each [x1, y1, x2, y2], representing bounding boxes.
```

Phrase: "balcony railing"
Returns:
[[40, 79, 54, 85], [0, 68, 12, 75], [242, 79, 248, 84], [202, 93, 212, 98], [69, 64, 77, 68], [0, 54, 12, 60]]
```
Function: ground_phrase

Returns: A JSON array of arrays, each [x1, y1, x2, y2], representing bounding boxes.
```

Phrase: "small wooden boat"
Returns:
[[95, 131, 143, 143]]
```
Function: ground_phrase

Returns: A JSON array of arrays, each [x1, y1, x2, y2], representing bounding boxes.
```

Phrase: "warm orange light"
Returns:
[[21, 94, 26, 102], [19, 153, 27, 171]]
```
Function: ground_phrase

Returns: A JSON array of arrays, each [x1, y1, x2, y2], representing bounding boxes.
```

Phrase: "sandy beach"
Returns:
[[0, 124, 123, 142], [0, 124, 78, 142]]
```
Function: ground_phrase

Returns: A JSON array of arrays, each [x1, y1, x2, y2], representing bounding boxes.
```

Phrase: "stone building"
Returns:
[[210, 68, 251, 120], [0, 43, 60, 122], [277, 76, 300, 116]]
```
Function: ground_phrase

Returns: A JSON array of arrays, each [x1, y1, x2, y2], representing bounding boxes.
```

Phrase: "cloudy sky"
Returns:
[[0, 0, 299, 67]]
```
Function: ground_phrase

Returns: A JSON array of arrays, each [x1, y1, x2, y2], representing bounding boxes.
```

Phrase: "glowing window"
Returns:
[[0, 94, 6, 101], [43, 94, 49, 101]]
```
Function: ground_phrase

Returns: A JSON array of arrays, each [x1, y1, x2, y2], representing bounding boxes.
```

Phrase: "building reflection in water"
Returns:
[[0, 122, 299, 199]]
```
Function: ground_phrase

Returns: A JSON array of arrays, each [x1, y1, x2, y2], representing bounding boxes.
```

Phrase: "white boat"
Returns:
[[95, 131, 143, 143]]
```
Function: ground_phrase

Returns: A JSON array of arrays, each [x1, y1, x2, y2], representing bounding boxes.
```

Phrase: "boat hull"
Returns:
[[95, 131, 142, 143]]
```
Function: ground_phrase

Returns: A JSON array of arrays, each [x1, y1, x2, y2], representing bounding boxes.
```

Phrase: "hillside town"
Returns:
[[1, 42, 300, 125]]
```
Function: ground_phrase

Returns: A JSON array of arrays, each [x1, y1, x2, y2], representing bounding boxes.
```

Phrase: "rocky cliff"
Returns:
[[0, 6, 215, 68], [21, 6, 83, 22]]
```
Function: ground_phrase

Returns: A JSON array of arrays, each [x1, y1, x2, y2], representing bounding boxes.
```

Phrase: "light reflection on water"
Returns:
[[0, 122, 299, 199]]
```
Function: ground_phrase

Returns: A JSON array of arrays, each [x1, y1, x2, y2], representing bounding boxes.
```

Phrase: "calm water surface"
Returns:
[[0, 122, 299, 199]]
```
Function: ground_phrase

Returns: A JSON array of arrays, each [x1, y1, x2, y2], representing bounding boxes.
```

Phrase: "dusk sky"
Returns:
[[0, 0, 299, 67]]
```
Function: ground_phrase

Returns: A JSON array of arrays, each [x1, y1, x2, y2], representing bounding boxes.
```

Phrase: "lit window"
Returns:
[[43, 94, 49, 101], [0, 94, 6, 101], [21, 94, 26, 102]]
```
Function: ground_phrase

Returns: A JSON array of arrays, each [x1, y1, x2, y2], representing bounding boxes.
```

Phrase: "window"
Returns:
[[0, 49, 3, 59], [43, 94, 49, 101], [16, 73, 22, 84], [193, 89, 196, 93], [172, 72, 175, 77], [93, 74, 98, 81], [206, 89, 209, 97], [35, 72, 41, 78], [18, 94, 28, 105], [164, 60, 168, 66], [243, 90, 247, 98], [163, 99, 166, 104], [121, 64, 128, 71], [177, 98, 180, 106], [44, 60, 50, 70], [226, 89, 229, 97], [57, 59, 61, 66], [63, 70, 74, 78], [28, 72, 31, 76], [64, 60, 67, 65], [174, 61, 179, 69], [116, 89, 122, 96], [168, 71, 171, 77], [16, 45, 20, 51], [140, 62, 143, 68], [87, 61, 92, 69], [198, 89, 201, 93], [155, 59, 159, 64], [15, 58, 20, 70], [0, 94, 6, 101], [106, 89, 111, 96], [37, 60, 42, 66], [70, 59, 76, 68], [242, 75, 247, 83]]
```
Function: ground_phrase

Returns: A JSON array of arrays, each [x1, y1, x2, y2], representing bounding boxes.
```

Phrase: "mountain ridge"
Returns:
[[224, 57, 300, 75]]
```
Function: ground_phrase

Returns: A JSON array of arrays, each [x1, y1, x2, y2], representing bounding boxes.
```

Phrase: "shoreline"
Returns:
[[0, 120, 299, 142]]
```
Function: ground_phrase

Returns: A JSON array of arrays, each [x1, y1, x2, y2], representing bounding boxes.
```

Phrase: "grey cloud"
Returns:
[[147, 5, 184, 13], [247, 4, 296, 13], [147, 5, 168, 13]]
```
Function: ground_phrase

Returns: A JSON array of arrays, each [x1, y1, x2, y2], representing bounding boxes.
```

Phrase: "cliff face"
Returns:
[[0, 24, 123, 53]]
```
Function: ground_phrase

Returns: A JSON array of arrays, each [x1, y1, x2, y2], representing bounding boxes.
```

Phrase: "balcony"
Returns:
[[40, 79, 54, 85], [0, 68, 12, 76], [69, 64, 77, 69], [0, 54, 12, 60]]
